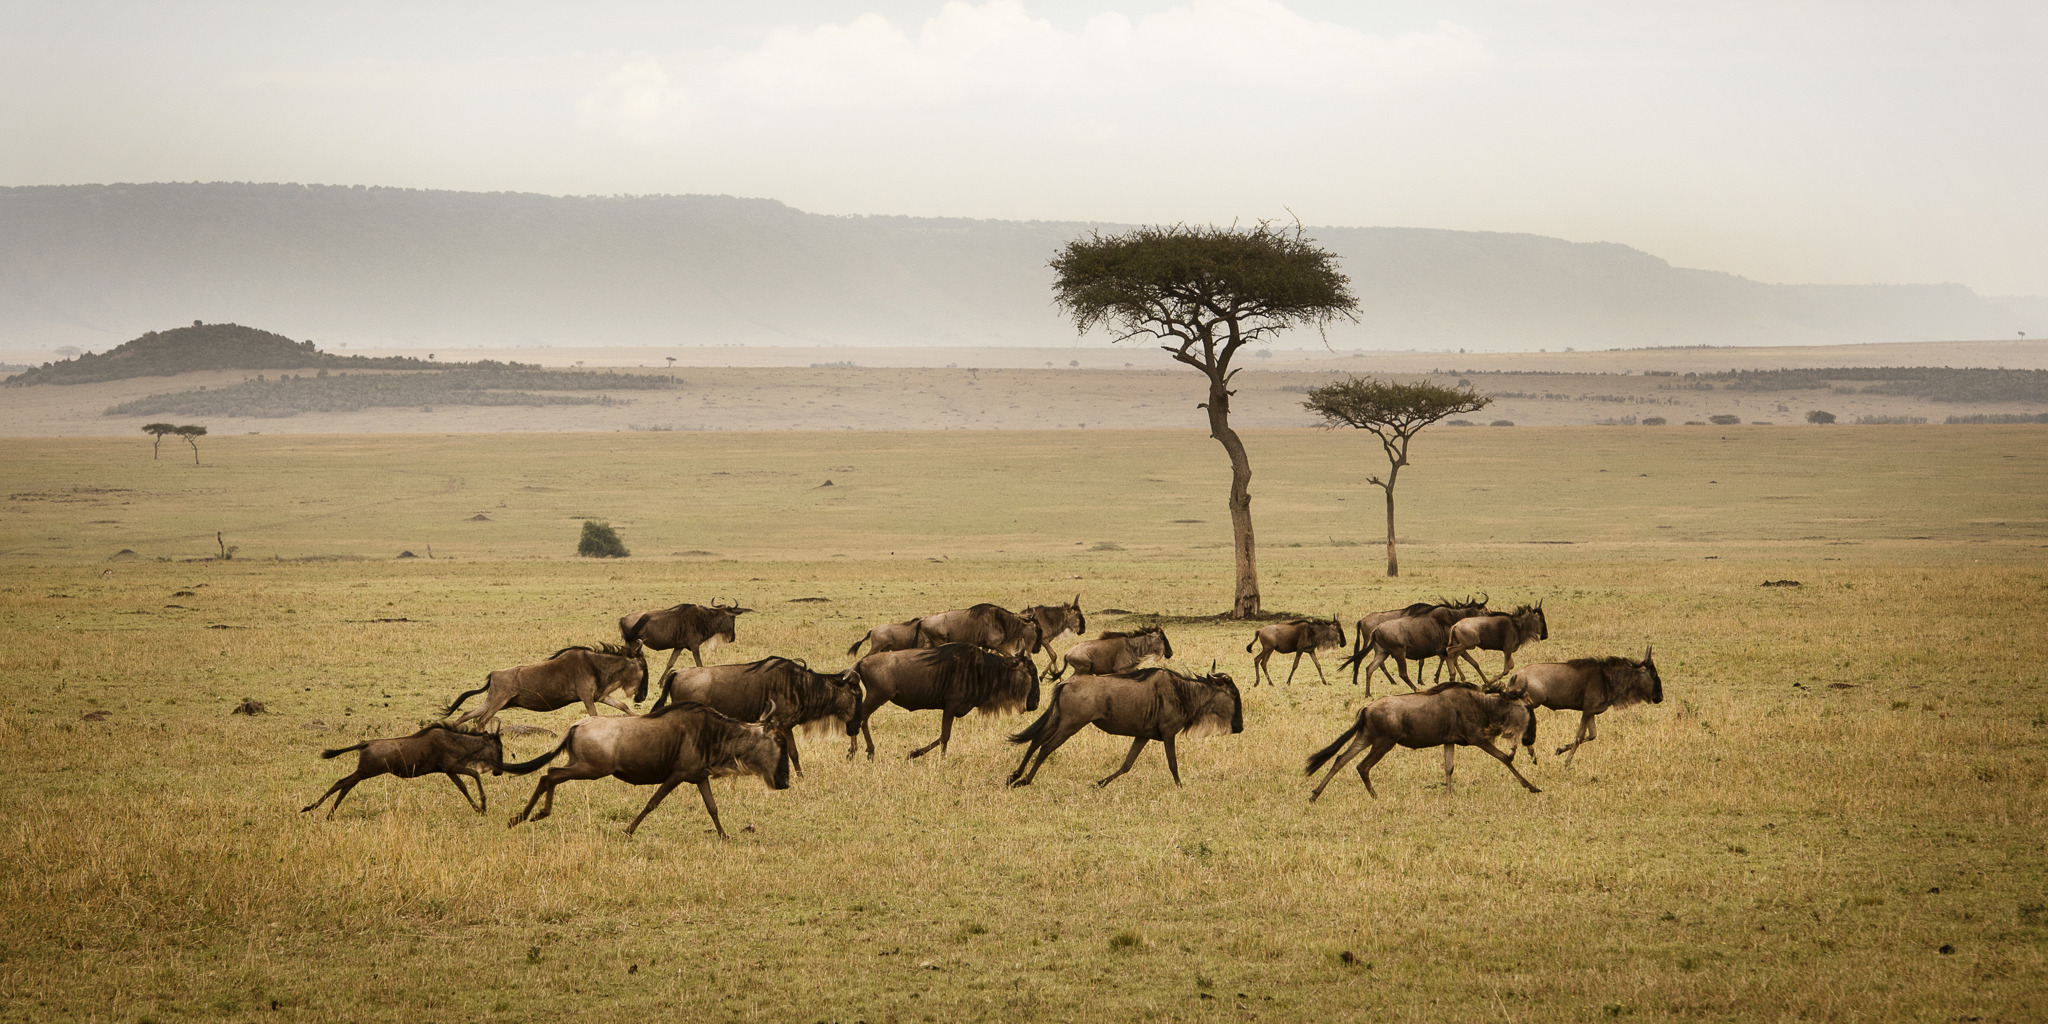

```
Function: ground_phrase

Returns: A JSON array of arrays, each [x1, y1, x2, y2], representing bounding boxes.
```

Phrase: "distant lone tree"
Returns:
[[1805, 410, 1836, 424], [173, 424, 207, 464], [1303, 376, 1491, 577], [1709, 414, 1741, 426], [577, 520, 629, 558], [1051, 223, 1357, 618], [142, 422, 177, 459]]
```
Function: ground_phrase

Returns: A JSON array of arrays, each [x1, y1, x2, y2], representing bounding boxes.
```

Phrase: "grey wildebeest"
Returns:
[[1342, 597, 1492, 692], [915, 603, 1046, 659], [1497, 647, 1662, 767], [1304, 682, 1540, 800], [301, 723, 505, 819], [1059, 626, 1173, 679], [1019, 595, 1086, 667], [1246, 615, 1347, 686], [619, 600, 751, 681], [1445, 602, 1549, 684], [443, 642, 649, 728], [1007, 667, 1242, 788], [847, 617, 924, 656], [650, 655, 860, 774], [849, 643, 1040, 759], [503, 701, 789, 837]]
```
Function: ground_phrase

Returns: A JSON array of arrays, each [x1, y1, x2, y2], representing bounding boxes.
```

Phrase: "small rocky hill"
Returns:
[[7, 322, 468, 385]]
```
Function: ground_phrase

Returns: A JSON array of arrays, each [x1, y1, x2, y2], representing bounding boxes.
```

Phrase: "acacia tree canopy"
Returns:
[[1303, 376, 1491, 577], [142, 422, 176, 459], [1052, 223, 1356, 617]]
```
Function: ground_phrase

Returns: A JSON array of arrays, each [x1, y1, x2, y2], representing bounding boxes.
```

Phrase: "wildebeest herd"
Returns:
[[304, 595, 1665, 836]]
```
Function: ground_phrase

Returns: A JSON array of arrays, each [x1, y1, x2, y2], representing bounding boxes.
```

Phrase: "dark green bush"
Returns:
[[577, 521, 629, 558]]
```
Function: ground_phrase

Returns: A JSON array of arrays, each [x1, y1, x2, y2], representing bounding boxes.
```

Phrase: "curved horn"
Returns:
[[1643, 645, 1654, 662], [1072, 593, 1081, 609], [758, 700, 776, 724]]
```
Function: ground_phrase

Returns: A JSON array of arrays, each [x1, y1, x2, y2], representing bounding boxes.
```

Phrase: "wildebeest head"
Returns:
[[1016, 655, 1042, 712], [623, 641, 651, 703], [1210, 672, 1244, 734], [1533, 601, 1549, 641], [709, 598, 752, 640], [1319, 613, 1347, 649], [721, 702, 791, 790], [440, 724, 506, 775], [1641, 645, 1662, 704]]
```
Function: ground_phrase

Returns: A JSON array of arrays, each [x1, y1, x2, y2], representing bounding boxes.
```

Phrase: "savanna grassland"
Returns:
[[2, 425, 2046, 1023]]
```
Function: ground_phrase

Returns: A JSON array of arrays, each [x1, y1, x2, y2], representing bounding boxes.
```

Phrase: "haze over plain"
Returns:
[[3, 1, 2044, 356]]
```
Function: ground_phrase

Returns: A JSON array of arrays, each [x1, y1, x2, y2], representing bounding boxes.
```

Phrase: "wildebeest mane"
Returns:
[[919, 643, 1034, 714], [1418, 680, 1481, 696], [409, 720, 499, 737], [549, 641, 640, 660], [1097, 626, 1163, 640], [1174, 671, 1243, 737]]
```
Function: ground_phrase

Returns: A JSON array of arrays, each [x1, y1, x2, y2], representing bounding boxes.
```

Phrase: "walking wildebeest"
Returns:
[[650, 655, 860, 774], [1007, 667, 1242, 788], [1304, 682, 1540, 800], [1353, 595, 1489, 641], [619, 600, 751, 681], [915, 603, 1046, 659], [1342, 597, 1492, 691], [1020, 596, 1086, 668], [847, 617, 924, 656], [1059, 626, 1173, 679], [503, 701, 789, 837], [849, 643, 1040, 759], [1246, 615, 1347, 686], [1445, 602, 1549, 684], [443, 642, 649, 728], [1497, 647, 1662, 767], [301, 723, 505, 820]]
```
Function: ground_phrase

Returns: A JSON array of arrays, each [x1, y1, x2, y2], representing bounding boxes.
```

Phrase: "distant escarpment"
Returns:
[[5, 322, 450, 385]]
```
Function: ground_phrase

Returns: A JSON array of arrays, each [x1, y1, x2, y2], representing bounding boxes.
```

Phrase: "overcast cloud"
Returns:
[[3, 1, 2044, 295]]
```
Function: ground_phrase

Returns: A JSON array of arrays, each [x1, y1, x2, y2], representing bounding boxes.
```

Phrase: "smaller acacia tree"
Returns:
[[173, 424, 207, 464], [1303, 377, 1491, 577], [142, 423, 177, 459], [578, 520, 630, 558], [1805, 410, 1836, 424]]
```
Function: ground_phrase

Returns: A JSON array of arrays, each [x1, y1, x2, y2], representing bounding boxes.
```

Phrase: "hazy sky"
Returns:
[[5, 1, 2044, 295]]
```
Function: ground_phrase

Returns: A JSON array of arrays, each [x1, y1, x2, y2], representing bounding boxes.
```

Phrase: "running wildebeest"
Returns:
[[849, 643, 1040, 759], [1059, 626, 1173, 679], [1342, 597, 1492, 691], [651, 655, 860, 774], [1007, 667, 1242, 788], [503, 701, 789, 837], [619, 600, 751, 681], [1304, 682, 1540, 800], [443, 642, 649, 728], [1246, 615, 1347, 686], [1497, 647, 1662, 767], [914, 603, 1046, 659], [301, 723, 505, 820], [847, 617, 924, 656], [1019, 596, 1086, 667], [1446, 602, 1549, 684]]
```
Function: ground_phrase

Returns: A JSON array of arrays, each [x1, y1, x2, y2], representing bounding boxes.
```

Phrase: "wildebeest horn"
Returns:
[[758, 700, 775, 724], [1643, 645, 1653, 662], [1072, 593, 1081, 609]]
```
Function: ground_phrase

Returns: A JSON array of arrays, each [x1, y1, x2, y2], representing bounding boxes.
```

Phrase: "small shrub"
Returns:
[[1709, 414, 1741, 425], [1109, 928, 1143, 950], [1641, 417, 1666, 425], [1446, 419, 1475, 426], [1489, 420, 1515, 427], [577, 521, 629, 558], [1806, 410, 1836, 424]]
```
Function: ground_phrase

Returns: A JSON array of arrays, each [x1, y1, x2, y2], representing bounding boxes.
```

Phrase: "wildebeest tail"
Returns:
[[1245, 636, 1257, 653], [319, 741, 370, 760], [1303, 710, 1366, 776], [1008, 682, 1066, 744], [846, 634, 867, 656], [443, 678, 491, 717], [503, 732, 574, 775]]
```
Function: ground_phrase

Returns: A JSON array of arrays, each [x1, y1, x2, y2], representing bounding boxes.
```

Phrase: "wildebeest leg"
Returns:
[[1309, 735, 1375, 802], [623, 780, 683, 836], [1353, 739, 1398, 798], [1251, 649, 1272, 686], [446, 772, 485, 813], [848, 719, 877, 761], [1306, 650, 1331, 685], [1559, 713, 1598, 767], [688, 645, 705, 668], [1392, 655, 1420, 692], [302, 772, 367, 819], [510, 763, 601, 826], [848, 688, 890, 760], [1283, 652, 1304, 685], [1096, 737, 1149, 788], [598, 693, 632, 715], [782, 728, 804, 776], [1012, 717, 1086, 787], [1162, 736, 1181, 786], [907, 713, 954, 759], [452, 690, 510, 729], [694, 779, 729, 838], [1473, 739, 1542, 793], [1443, 743, 1456, 789]]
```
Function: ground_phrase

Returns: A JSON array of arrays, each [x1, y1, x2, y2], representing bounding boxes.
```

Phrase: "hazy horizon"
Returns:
[[5, 1, 2044, 297]]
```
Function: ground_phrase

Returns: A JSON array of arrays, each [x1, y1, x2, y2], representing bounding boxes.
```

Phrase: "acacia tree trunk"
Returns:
[[1379, 463, 1401, 577], [1206, 373, 1260, 617]]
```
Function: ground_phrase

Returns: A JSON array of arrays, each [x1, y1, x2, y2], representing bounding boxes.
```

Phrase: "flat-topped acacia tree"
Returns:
[[1303, 376, 1491, 577], [1051, 223, 1357, 618]]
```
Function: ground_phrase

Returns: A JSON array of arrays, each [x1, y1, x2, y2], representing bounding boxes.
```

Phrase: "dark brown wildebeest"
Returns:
[[1245, 615, 1347, 686], [1342, 597, 1491, 691], [301, 723, 505, 820], [1304, 682, 1539, 800], [503, 701, 788, 837], [1497, 647, 1662, 767], [1353, 594, 1488, 640], [847, 617, 925, 656], [650, 656, 860, 774], [443, 642, 649, 728], [619, 600, 751, 681], [1006, 667, 1242, 788], [1059, 626, 1173, 678], [1445, 602, 1549, 684], [848, 643, 1040, 759], [914, 603, 1045, 659]]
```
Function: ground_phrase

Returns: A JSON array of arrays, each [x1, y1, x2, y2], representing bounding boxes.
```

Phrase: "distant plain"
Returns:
[[1, 422, 2044, 1022]]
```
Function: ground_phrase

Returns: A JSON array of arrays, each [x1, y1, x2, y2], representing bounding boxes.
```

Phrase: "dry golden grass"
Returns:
[[1, 426, 2044, 1022]]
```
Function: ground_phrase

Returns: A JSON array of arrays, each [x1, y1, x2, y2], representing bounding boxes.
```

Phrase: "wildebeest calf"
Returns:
[[1246, 615, 1346, 686], [1058, 626, 1172, 679], [1304, 682, 1539, 800], [301, 724, 505, 819]]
